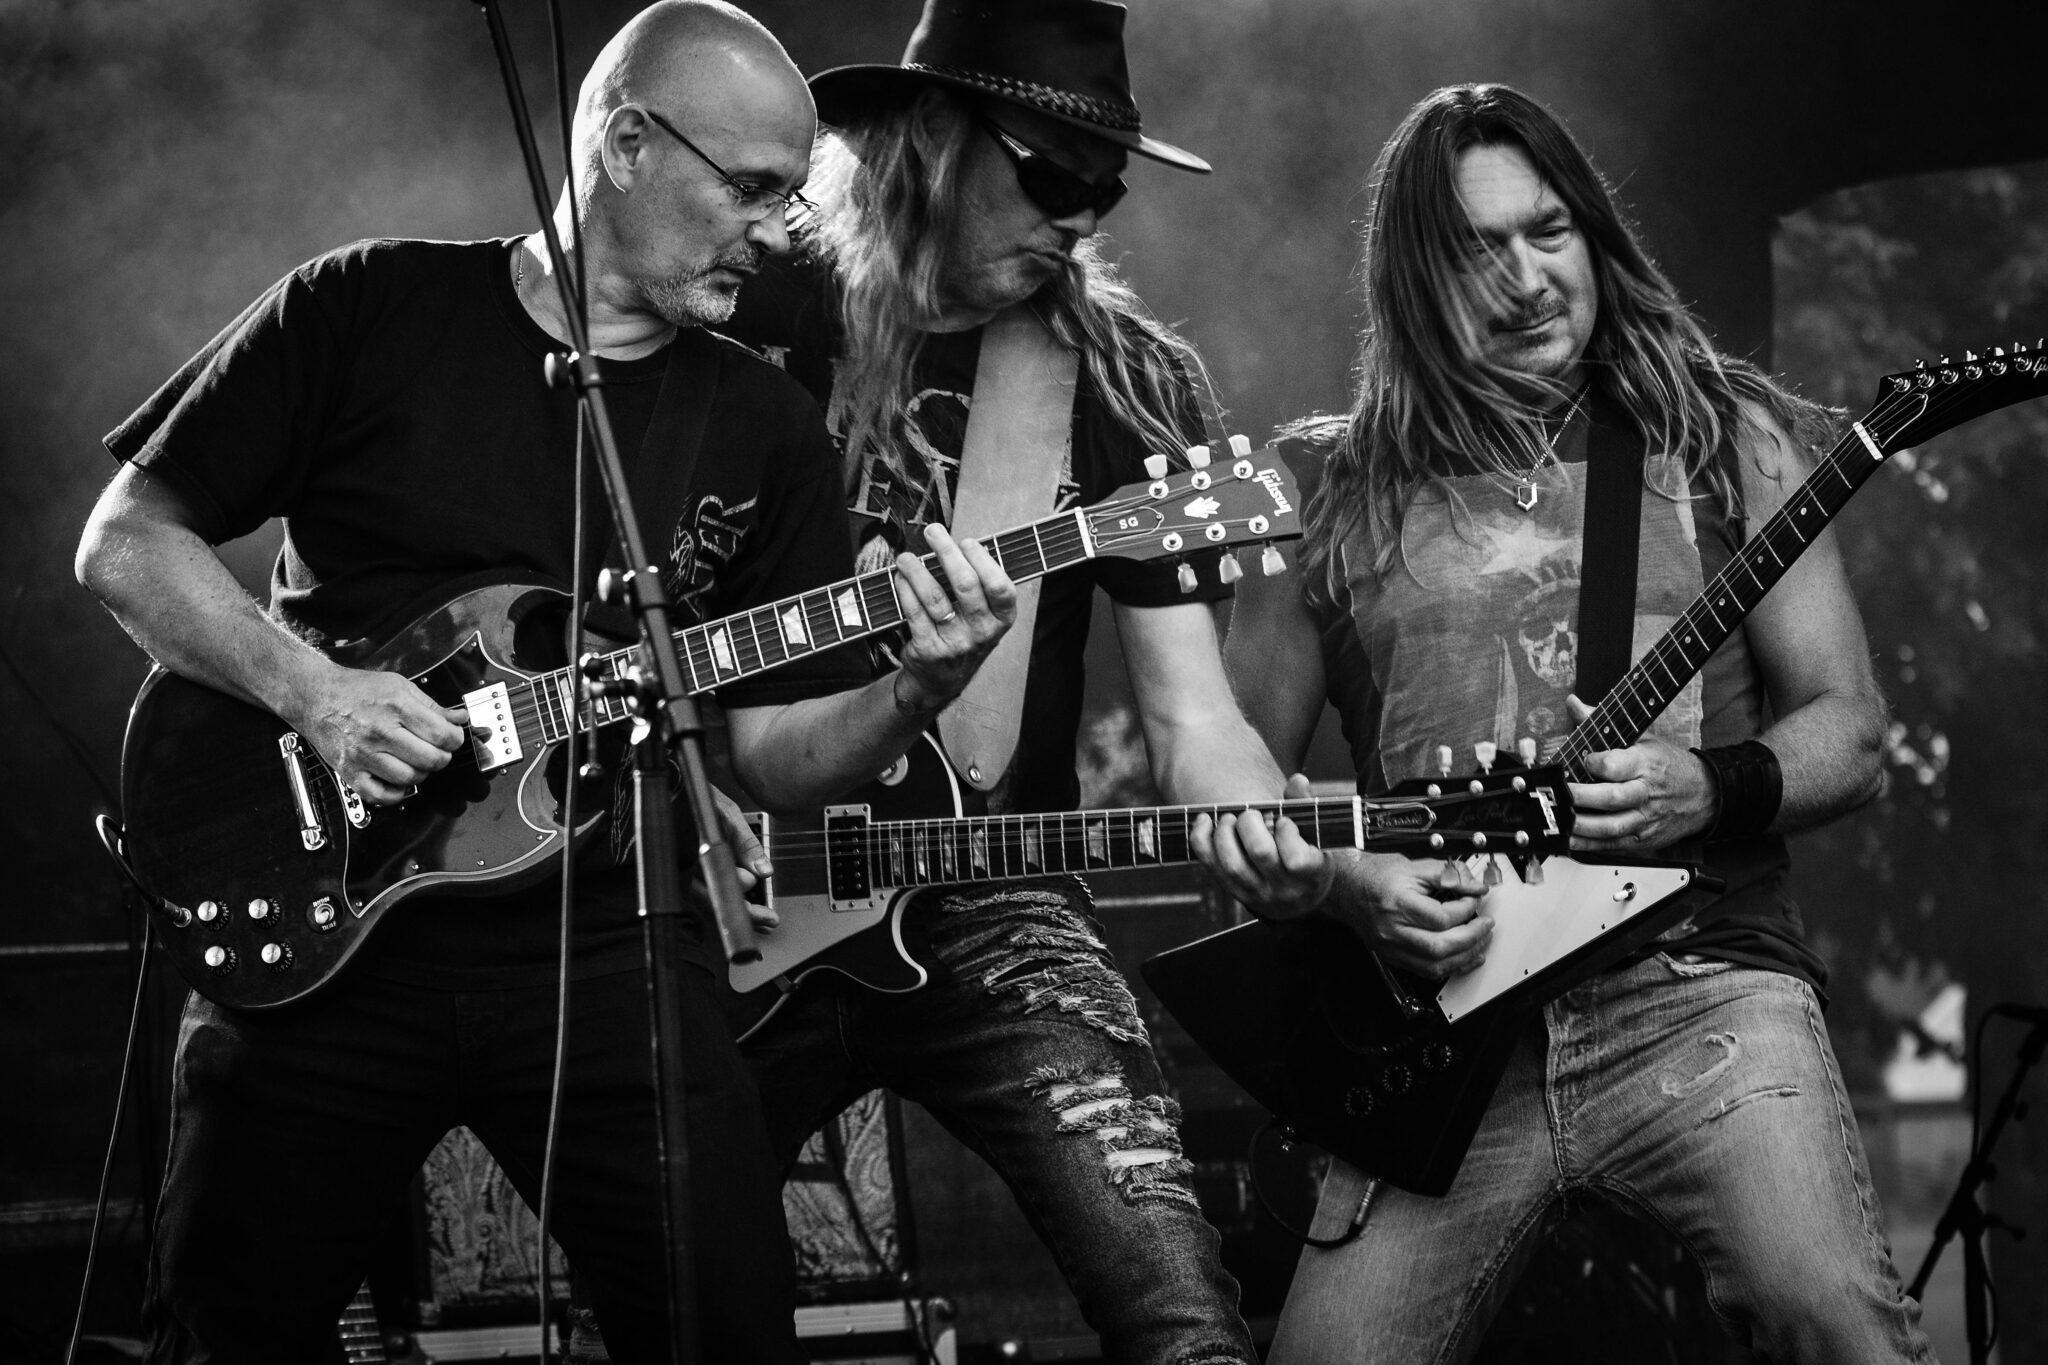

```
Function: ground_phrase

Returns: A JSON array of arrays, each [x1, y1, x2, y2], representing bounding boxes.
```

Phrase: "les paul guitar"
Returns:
[[1145, 344, 2048, 1196], [723, 733, 1575, 1042], [122, 444, 1303, 1010]]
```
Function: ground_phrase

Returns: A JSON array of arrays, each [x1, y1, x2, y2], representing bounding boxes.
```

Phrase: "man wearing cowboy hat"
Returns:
[[716, 2, 1278, 1360]]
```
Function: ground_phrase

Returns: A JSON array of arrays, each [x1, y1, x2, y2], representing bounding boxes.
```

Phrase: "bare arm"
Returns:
[[75, 463, 466, 804], [1567, 407, 1888, 852], [722, 525, 1016, 812], [1193, 541, 1493, 977], [1114, 598, 1283, 804]]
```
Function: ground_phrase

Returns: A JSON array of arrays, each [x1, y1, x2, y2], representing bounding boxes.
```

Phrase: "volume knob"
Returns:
[[203, 945, 238, 975], [260, 942, 295, 973]]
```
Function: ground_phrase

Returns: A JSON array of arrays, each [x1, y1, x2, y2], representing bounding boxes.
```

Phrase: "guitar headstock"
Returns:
[[1083, 435, 1303, 585], [1866, 341, 2048, 451], [1374, 764, 1574, 856]]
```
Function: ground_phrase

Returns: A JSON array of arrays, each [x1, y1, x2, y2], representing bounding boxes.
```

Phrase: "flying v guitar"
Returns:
[[122, 446, 1303, 1010], [1144, 344, 2048, 1196]]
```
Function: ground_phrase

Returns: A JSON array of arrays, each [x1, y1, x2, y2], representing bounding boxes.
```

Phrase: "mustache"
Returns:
[[714, 245, 763, 275], [1492, 297, 1563, 331]]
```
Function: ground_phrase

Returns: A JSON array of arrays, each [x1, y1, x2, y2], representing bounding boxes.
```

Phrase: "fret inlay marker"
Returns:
[[711, 628, 735, 672], [780, 605, 808, 646], [836, 588, 863, 628]]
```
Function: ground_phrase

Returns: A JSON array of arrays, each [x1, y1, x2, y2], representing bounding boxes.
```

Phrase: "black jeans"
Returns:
[[145, 964, 802, 1364]]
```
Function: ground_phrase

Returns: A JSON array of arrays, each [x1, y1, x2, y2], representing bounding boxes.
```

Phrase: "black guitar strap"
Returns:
[[585, 327, 721, 638], [1572, 400, 1648, 705]]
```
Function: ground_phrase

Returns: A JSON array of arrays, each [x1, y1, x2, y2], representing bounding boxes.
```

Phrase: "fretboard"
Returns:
[[856, 796, 1383, 886], [1555, 411, 1904, 778], [519, 506, 1092, 744], [337, 1280, 386, 1364]]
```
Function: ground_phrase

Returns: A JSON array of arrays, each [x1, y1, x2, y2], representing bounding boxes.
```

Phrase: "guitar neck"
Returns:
[[526, 507, 1091, 737], [858, 794, 1444, 885], [1554, 412, 1898, 778], [337, 1280, 386, 1364]]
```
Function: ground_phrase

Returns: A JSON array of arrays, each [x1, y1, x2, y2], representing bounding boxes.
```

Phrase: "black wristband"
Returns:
[[1691, 739, 1783, 840]]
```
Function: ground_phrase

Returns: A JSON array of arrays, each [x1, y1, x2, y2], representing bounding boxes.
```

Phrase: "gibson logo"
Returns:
[[1373, 803, 1437, 832], [1255, 467, 1294, 514]]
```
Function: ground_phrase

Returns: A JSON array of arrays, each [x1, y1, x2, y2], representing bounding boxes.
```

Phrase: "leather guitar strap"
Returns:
[[585, 327, 721, 639], [936, 305, 1080, 791], [1573, 399, 1647, 705]]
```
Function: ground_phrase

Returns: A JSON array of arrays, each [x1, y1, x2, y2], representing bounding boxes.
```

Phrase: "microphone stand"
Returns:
[[1908, 1005, 2046, 1365], [470, 6, 763, 1361]]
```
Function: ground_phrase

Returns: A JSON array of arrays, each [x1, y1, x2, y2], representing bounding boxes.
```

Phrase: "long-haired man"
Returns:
[[716, 2, 1278, 1360], [1200, 83, 1935, 1362]]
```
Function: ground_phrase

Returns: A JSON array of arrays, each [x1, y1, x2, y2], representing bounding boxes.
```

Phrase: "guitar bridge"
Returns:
[[276, 733, 329, 852]]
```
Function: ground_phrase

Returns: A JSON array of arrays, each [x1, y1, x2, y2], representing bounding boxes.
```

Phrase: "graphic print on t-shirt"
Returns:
[[666, 491, 760, 621], [833, 370, 1078, 606], [1363, 455, 1706, 785]]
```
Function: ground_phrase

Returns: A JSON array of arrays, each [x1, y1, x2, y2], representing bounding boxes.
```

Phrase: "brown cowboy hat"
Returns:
[[808, 0, 1211, 173]]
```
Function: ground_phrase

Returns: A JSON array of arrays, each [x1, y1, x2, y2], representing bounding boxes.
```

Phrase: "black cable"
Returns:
[[535, 365, 593, 1365], [64, 821, 158, 1365], [1246, 1119, 1364, 1250], [530, 4, 594, 1358]]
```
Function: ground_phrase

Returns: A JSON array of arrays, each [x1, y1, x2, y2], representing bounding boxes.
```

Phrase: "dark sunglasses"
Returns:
[[978, 117, 1127, 220]]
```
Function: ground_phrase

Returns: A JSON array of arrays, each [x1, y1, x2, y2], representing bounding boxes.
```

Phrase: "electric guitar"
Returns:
[[337, 1280, 388, 1364], [122, 445, 1303, 1011], [724, 733, 1575, 1041], [1145, 344, 2048, 1196]]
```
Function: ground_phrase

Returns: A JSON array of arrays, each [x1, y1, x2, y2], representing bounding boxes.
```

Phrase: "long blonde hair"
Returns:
[[1299, 83, 1827, 589], [803, 89, 1213, 480]]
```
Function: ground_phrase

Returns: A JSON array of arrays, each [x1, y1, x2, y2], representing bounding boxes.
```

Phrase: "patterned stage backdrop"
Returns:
[[418, 1094, 907, 1317]]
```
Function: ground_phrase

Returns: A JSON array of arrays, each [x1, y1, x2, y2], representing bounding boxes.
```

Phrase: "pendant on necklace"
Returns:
[[1514, 477, 1540, 512]]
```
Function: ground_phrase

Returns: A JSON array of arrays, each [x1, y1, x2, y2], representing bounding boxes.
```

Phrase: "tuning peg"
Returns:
[[1518, 736, 1538, 766], [1185, 443, 1212, 469], [1993, 346, 2006, 357], [1143, 454, 1169, 480], [1965, 350, 1979, 363], [1177, 561, 1198, 593], [1228, 434, 1253, 457], [1482, 855, 1502, 887], [1436, 745, 1453, 777], [1218, 554, 1244, 584], [1261, 545, 1286, 576], [1473, 740, 1497, 774], [1939, 355, 1952, 366]]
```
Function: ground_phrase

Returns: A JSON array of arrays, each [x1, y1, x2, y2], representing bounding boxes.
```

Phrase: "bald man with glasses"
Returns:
[[76, 3, 1013, 1360]]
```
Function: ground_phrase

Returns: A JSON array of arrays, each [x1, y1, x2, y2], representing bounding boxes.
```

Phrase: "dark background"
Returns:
[[6, 0, 2048, 1359]]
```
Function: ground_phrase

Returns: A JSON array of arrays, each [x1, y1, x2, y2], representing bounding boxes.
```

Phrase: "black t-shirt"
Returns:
[[720, 255, 1229, 814], [105, 237, 868, 983]]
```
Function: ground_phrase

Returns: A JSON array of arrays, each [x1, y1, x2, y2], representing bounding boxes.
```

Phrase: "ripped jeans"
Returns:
[[1272, 952, 1937, 1365], [743, 876, 1257, 1365]]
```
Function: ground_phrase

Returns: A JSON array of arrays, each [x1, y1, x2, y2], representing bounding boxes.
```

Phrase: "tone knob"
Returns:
[[1342, 1086, 1375, 1117], [195, 900, 222, 925], [246, 897, 275, 923], [260, 942, 295, 973], [1381, 1063, 1414, 1096], [203, 945, 238, 975]]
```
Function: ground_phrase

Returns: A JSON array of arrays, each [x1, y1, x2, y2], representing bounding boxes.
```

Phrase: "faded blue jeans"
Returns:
[[743, 875, 1257, 1365], [1271, 953, 1937, 1365]]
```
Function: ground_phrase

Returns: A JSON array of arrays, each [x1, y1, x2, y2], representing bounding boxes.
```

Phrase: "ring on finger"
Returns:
[[932, 607, 958, 623]]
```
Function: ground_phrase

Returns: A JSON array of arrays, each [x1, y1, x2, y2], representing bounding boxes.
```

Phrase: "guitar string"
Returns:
[[1550, 380, 1937, 776]]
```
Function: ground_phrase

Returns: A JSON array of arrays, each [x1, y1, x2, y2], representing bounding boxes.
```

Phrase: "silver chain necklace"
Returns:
[[1511, 387, 1587, 513]]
